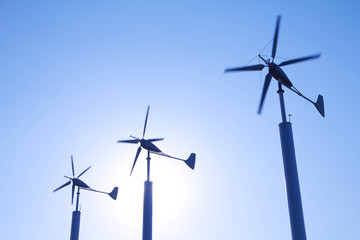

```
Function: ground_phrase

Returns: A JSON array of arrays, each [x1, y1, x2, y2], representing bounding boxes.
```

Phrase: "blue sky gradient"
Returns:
[[1, 1, 359, 239]]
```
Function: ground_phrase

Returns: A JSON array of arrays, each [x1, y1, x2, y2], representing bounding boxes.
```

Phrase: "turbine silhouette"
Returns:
[[117, 106, 196, 240], [54, 156, 118, 240], [118, 105, 195, 176], [225, 15, 325, 240], [53, 156, 118, 203], [225, 15, 324, 117]]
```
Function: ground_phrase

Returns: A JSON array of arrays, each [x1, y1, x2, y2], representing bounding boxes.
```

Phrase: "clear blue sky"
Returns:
[[0, 1, 359, 239]]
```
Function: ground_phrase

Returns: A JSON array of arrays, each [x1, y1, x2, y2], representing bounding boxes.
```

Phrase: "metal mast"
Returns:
[[224, 16, 325, 240], [117, 106, 196, 240], [70, 187, 81, 240], [278, 84, 307, 239], [143, 150, 153, 240], [54, 156, 118, 240]]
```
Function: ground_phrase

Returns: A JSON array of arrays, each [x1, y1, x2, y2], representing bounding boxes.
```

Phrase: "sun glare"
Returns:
[[107, 153, 194, 238]]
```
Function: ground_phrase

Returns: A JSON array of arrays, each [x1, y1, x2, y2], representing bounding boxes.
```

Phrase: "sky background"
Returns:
[[0, 1, 359, 239]]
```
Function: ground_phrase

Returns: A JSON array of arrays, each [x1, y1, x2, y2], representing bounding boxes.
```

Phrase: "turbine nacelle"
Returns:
[[140, 139, 162, 152], [71, 178, 90, 189]]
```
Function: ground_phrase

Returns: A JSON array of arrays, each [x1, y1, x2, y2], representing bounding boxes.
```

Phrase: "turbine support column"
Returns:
[[143, 180, 153, 240], [278, 83, 287, 123], [146, 150, 151, 181], [75, 187, 80, 212], [71, 187, 81, 240], [279, 122, 307, 240], [70, 210, 81, 240]]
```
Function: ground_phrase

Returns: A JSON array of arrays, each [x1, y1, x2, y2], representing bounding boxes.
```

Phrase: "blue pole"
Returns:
[[278, 85, 307, 240], [143, 180, 153, 240], [143, 151, 153, 240], [70, 187, 81, 240], [70, 211, 81, 240]]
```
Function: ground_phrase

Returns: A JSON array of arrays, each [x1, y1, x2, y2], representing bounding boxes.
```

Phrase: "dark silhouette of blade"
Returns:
[[77, 166, 91, 178], [71, 155, 75, 177], [272, 15, 281, 59], [147, 138, 164, 142], [130, 146, 142, 176], [278, 54, 321, 67], [224, 64, 265, 72], [258, 73, 272, 114], [143, 106, 150, 138], [53, 181, 71, 192], [117, 139, 140, 144], [71, 184, 75, 204]]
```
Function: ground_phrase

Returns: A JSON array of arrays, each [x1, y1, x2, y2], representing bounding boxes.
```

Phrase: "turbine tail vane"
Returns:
[[109, 187, 118, 200], [314, 95, 325, 117]]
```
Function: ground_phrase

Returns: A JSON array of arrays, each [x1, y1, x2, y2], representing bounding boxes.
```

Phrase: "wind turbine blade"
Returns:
[[117, 139, 140, 144], [224, 64, 265, 72], [130, 146, 142, 176], [258, 73, 272, 114], [147, 138, 164, 142], [278, 54, 321, 67], [77, 166, 91, 178], [53, 181, 71, 192], [271, 15, 281, 59], [71, 155, 75, 177], [72, 184, 75, 204], [143, 105, 150, 138]]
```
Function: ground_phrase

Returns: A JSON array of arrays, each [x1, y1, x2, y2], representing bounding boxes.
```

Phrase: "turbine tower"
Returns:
[[225, 16, 324, 240], [118, 106, 196, 240], [54, 156, 118, 240]]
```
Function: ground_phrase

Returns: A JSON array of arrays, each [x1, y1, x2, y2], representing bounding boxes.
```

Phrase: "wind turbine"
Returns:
[[225, 16, 324, 240], [117, 106, 196, 240], [225, 16, 324, 118], [54, 156, 118, 240]]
